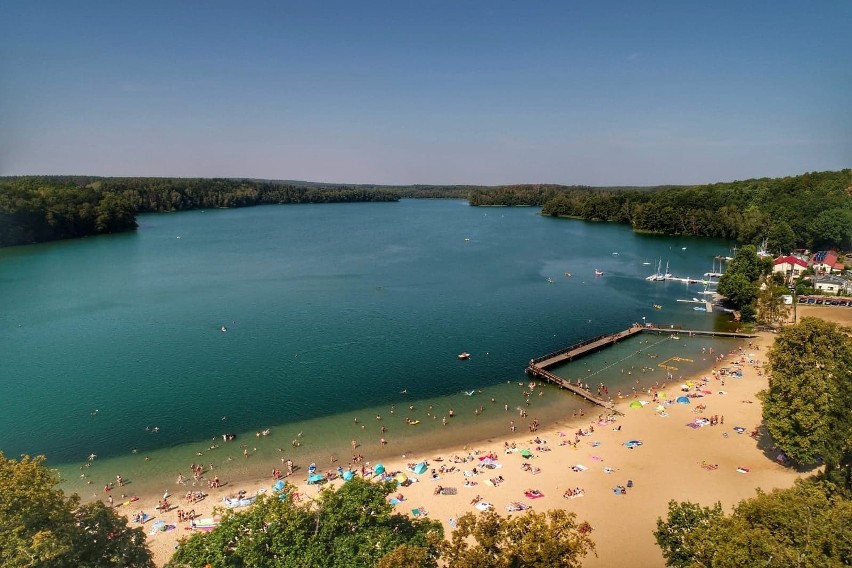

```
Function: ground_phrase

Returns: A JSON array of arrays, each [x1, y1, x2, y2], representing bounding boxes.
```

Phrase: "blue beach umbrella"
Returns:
[[414, 463, 428, 475], [676, 396, 691, 404], [342, 471, 354, 481], [273, 480, 285, 492], [374, 464, 386, 475]]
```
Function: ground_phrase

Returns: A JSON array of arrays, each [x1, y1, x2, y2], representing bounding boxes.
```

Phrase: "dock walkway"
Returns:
[[526, 324, 643, 412], [526, 323, 754, 411]]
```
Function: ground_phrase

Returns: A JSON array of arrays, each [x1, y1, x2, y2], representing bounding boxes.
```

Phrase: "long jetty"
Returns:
[[526, 324, 644, 411], [526, 324, 755, 411]]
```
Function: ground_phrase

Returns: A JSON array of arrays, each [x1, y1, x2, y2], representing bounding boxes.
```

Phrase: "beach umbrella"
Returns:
[[676, 396, 690, 404], [520, 449, 533, 459], [374, 463, 385, 475], [628, 400, 643, 408], [395, 472, 408, 484], [657, 392, 668, 399], [655, 405, 666, 412], [308, 474, 324, 484], [625, 440, 643, 448], [272, 480, 285, 492], [342, 471, 354, 481], [414, 462, 428, 475]]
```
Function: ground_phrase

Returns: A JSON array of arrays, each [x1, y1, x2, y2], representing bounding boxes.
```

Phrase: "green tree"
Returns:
[[170, 478, 443, 568], [756, 282, 791, 327], [716, 272, 757, 310], [0, 452, 153, 568], [760, 318, 852, 487], [765, 220, 796, 255], [655, 480, 852, 567], [654, 500, 724, 567], [441, 509, 595, 568]]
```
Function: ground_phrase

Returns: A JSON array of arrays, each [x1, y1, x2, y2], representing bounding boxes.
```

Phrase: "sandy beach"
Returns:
[[123, 307, 852, 566]]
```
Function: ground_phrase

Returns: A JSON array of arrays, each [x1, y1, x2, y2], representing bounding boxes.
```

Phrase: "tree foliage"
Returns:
[[0, 177, 401, 247], [441, 509, 595, 568], [476, 169, 852, 250], [760, 318, 852, 486], [715, 245, 772, 317], [655, 480, 852, 567], [169, 478, 443, 568], [0, 452, 153, 568]]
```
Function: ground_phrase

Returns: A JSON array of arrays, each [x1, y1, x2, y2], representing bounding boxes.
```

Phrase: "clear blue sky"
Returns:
[[2, 1, 850, 185]]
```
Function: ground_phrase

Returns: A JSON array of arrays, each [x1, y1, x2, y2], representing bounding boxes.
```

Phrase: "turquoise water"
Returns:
[[0, 200, 738, 497]]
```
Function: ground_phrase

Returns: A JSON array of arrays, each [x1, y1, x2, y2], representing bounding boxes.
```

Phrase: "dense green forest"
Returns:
[[0, 177, 401, 247], [470, 170, 852, 251], [2, 170, 851, 249]]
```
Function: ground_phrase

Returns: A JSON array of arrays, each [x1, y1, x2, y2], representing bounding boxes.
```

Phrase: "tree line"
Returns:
[[0, 177, 402, 247], [471, 170, 852, 252]]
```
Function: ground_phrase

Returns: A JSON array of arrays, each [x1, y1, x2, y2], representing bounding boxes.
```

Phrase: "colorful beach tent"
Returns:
[[374, 464, 386, 475], [414, 462, 428, 475], [308, 474, 324, 484], [395, 472, 408, 484], [272, 480, 285, 492], [676, 396, 691, 404], [629, 400, 643, 408], [342, 471, 354, 481], [520, 449, 533, 458]]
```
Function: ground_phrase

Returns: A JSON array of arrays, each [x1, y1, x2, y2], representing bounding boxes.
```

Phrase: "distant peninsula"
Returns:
[[1, 170, 850, 250]]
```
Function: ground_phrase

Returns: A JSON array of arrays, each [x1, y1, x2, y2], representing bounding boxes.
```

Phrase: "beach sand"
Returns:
[[127, 308, 852, 566]]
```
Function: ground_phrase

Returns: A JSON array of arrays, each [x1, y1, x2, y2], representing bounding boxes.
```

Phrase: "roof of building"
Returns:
[[773, 255, 808, 267], [811, 250, 838, 266]]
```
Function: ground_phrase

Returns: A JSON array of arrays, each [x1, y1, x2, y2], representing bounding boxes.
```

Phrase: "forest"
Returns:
[[470, 170, 852, 252], [2, 170, 851, 249], [0, 177, 401, 247]]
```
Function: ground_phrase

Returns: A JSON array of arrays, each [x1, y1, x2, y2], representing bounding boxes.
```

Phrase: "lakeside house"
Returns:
[[773, 255, 808, 282], [809, 250, 845, 274], [814, 274, 852, 296]]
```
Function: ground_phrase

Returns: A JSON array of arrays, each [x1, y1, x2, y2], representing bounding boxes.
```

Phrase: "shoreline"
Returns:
[[121, 327, 816, 567]]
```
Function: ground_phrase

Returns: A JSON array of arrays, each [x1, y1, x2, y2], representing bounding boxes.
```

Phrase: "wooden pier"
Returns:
[[641, 328, 757, 338], [525, 323, 755, 411], [526, 324, 643, 411]]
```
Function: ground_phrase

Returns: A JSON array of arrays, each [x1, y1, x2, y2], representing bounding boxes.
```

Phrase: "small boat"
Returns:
[[564, 272, 572, 277], [693, 307, 706, 311], [595, 270, 604, 276], [546, 277, 554, 284], [458, 352, 470, 360], [611, 252, 619, 256], [653, 304, 662, 310], [220, 326, 227, 332]]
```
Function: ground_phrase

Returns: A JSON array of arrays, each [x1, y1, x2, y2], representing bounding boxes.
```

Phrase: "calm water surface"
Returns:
[[0, 200, 738, 496]]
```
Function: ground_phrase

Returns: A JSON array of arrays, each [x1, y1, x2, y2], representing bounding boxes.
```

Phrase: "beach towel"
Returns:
[[440, 487, 457, 495], [388, 498, 401, 505], [411, 507, 428, 517], [524, 491, 544, 499], [572, 464, 588, 472], [474, 501, 493, 512], [603, 467, 615, 474], [449, 517, 457, 529], [148, 521, 166, 536], [591, 455, 603, 461], [736, 467, 750, 474]]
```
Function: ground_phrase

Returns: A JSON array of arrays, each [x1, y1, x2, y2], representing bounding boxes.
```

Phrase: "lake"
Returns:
[[0, 199, 737, 496]]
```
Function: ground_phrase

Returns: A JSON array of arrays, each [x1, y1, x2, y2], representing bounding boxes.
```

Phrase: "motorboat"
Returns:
[[595, 270, 604, 276], [458, 352, 470, 360]]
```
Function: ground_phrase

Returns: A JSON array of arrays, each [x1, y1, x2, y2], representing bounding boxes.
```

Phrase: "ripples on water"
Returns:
[[0, 200, 737, 495]]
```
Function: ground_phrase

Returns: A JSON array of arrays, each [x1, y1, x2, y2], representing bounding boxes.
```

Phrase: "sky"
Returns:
[[1, 1, 851, 186]]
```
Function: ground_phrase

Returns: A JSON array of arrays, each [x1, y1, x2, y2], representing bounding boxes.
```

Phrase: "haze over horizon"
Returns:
[[2, 1, 850, 186]]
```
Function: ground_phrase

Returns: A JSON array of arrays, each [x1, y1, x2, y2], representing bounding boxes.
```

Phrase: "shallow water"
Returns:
[[0, 199, 736, 497]]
